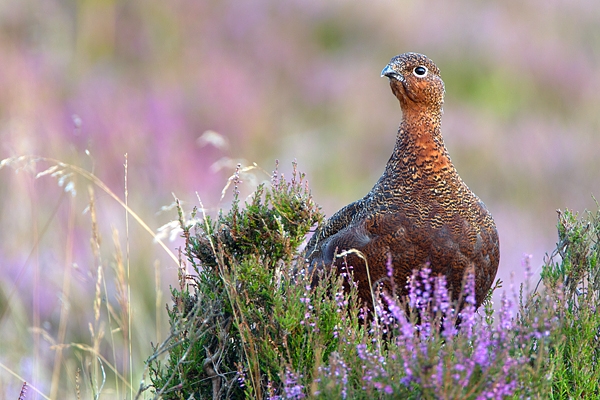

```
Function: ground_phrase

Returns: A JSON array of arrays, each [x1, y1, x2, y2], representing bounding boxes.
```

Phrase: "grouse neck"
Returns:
[[384, 111, 454, 180], [400, 108, 446, 149]]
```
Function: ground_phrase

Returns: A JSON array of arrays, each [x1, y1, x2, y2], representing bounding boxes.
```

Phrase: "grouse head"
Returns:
[[381, 52, 445, 113]]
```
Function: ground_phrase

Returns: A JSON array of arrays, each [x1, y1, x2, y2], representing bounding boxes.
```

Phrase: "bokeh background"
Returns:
[[1, 0, 599, 397]]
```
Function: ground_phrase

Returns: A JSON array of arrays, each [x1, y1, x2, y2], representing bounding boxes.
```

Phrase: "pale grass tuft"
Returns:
[[210, 156, 246, 173], [0, 155, 178, 265], [218, 161, 271, 202], [110, 227, 131, 393], [336, 248, 380, 336], [75, 368, 81, 400], [154, 219, 185, 242], [93, 263, 103, 325], [197, 129, 229, 150], [50, 195, 76, 399], [123, 153, 134, 400], [194, 193, 217, 260], [53, 342, 131, 392]]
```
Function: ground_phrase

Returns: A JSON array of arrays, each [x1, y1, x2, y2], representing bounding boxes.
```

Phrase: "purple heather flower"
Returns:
[[407, 273, 419, 309], [419, 267, 432, 304], [237, 366, 247, 388], [432, 275, 451, 313], [434, 355, 445, 388], [319, 352, 349, 399], [335, 291, 347, 309], [458, 274, 477, 339], [356, 343, 368, 361], [282, 370, 305, 399], [472, 328, 491, 367], [386, 254, 394, 278], [496, 292, 514, 344], [522, 253, 534, 282], [382, 292, 404, 322]]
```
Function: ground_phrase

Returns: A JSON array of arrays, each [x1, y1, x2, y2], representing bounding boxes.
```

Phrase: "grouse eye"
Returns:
[[413, 66, 428, 77]]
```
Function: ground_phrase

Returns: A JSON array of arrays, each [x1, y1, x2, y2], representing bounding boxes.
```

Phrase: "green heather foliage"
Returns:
[[538, 208, 600, 398], [146, 167, 600, 399]]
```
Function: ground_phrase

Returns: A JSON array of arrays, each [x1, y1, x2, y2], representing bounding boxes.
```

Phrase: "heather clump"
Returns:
[[147, 162, 348, 398], [298, 265, 557, 400], [533, 208, 600, 398]]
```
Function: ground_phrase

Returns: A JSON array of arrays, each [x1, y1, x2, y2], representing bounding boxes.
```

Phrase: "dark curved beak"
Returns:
[[381, 64, 401, 80]]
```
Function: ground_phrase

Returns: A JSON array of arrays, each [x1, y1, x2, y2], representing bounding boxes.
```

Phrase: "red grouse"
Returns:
[[305, 52, 499, 308]]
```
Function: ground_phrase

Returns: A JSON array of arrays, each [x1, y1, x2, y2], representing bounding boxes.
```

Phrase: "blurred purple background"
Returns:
[[1, 0, 599, 397]]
